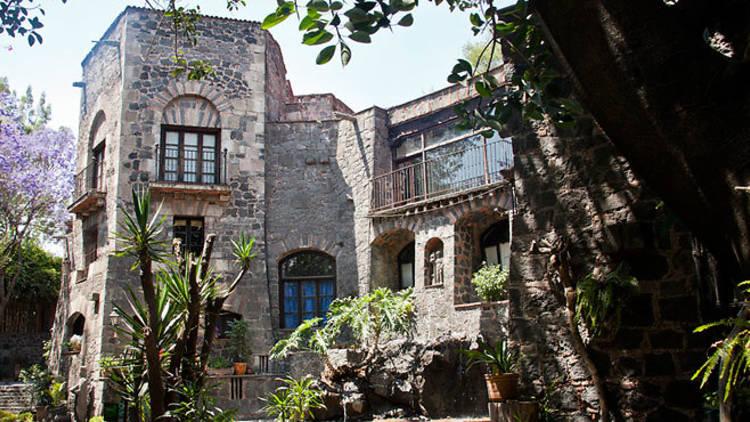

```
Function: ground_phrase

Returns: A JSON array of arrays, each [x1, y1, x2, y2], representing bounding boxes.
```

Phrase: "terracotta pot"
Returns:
[[485, 373, 519, 402], [233, 362, 247, 375]]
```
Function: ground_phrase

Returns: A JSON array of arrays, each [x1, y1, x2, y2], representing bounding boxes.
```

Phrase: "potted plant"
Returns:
[[471, 263, 509, 302], [206, 354, 233, 376], [458, 338, 519, 401], [227, 319, 253, 375]]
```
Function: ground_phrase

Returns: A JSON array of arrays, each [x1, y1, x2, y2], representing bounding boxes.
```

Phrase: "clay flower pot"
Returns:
[[233, 362, 247, 375], [485, 373, 519, 402]]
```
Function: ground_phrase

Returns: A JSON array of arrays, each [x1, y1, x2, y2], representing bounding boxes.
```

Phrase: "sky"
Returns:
[[0, 0, 513, 134]]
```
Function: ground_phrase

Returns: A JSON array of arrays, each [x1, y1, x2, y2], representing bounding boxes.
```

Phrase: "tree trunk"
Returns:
[[139, 254, 166, 420], [533, 0, 750, 288]]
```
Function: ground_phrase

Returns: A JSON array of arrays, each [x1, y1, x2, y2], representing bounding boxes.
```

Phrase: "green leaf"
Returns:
[[340, 43, 352, 66], [302, 29, 334, 45], [349, 31, 372, 43], [262, 3, 295, 29], [316, 45, 336, 64], [397, 13, 413, 27], [452, 58, 473, 76], [299, 15, 316, 31], [470, 13, 483, 27], [308, 0, 330, 11], [475, 81, 491, 98], [331, 1, 344, 10]]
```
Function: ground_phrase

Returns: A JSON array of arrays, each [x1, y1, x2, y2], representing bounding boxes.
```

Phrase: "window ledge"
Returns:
[[454, 300, 508, 311], [150, 181, 231, 199], [424, 283, 444, 289], [68, 191, 106, 215]]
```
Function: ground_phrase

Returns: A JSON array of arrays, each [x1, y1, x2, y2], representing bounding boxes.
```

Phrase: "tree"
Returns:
[[6, 241, 61, 302], [462, 35, 503, 73], [109, 188, 256, 421], [0, 77, 52, 133], [0, 0, 67, 46], [0, 90, 73, 317]]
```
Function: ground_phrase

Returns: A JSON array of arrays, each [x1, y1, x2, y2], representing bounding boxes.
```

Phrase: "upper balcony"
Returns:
[[371, 135, 514, 214], [68, 162, 106, 215], [150, 142, 231, 198]]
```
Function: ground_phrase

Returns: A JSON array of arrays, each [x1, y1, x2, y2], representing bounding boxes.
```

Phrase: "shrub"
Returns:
[[262, 376, 325, 422], [471, 264, 509, 302], [227, 319, 253, 362]]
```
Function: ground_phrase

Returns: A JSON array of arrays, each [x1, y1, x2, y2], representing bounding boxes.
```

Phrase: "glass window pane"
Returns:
[[284, 298, 298, 313], [319, 281, 333, 296], [500, 242, 511, 269], [395, 135, 422, 159], [203, 134, 216, 147], [303, 297, 316, 312], [485, 246, 499, 266], [184, 133, 198, 146], [190, 220, 203, 228], [302, 282, 315, 296], [320, 297, 333, 313], [284, 283, 298, 298], [284, 314, 298, 328], [166, 131, 179, 145], [281, 252, 335, 278], [400, 262, 414, 289], [302, 313, 315, 321]]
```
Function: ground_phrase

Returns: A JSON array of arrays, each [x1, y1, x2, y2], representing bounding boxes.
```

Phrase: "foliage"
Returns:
[[18, 364, 54, 407], [536, 376, 564, 422], [0, 77, 51, 133], [458, 338, 518, 374], [0, 0, 67, 46], [462, 35, 503, 73], [269, 288, 414, 372], [88, 417, 104, 422], [227, 318, 253, 362], [166, 381, 236, 422], [5, 241, 60, 301], [207, 354, 232, 369], [575, 265, 638, 336], [471, 263, 509, 302], [105, 187, 256, 421], [261, 376, 326, 422], [692, 280, 750, 402], [0, 410, 32, 422], [48, 382, 66, 407], [0, 89, 74, 315]]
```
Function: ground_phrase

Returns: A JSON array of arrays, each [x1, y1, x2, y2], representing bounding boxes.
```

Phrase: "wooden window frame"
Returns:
[[279, 252, 336, 329], [160, 125, 221, 184], [173, 216, 205, 256]]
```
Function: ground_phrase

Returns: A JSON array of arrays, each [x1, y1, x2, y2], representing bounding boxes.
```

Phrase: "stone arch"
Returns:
[[453, 208, 507, 304], [89, 110, 106, 148], [278, 250, 336, 329], [370, 228, 415, 291], [424, 237, 445, 286], [149, 80, 232, 122], [275, 234, 342, 260], [161, 95, 221, 128]]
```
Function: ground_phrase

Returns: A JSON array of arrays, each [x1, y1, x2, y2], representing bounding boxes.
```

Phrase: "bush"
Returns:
[[0, 411, 32, 422], [227, 319, 253, 362], [471, 264, 509, 302]]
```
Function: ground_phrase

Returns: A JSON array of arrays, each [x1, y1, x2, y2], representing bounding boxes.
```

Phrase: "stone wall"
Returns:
[[0, 334, 49, 381], [265, 120, 358, 335], [509, 117, 708, 420]]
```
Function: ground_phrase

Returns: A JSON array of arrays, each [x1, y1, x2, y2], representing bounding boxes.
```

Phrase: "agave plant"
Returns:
[[458, 338, 519, 374]]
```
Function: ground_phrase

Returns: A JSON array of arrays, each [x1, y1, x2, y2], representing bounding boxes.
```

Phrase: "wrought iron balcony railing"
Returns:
[[371, 138, 513, 212], [154, 145, 228, 185]]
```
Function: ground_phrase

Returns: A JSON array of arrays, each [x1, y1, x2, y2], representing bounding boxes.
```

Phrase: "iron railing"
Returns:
[[371, 138, 513, 211], [154, 145, 228, 185], [72, 161, 105, 202]]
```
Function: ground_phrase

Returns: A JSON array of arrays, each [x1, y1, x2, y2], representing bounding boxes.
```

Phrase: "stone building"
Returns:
[[50, 6, 709, 421]]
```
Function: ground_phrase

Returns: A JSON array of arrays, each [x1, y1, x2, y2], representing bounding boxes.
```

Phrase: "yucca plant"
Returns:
[[261, 376, 325, 422], [458, 338, 519, 374], [692, 280, 750, 402]]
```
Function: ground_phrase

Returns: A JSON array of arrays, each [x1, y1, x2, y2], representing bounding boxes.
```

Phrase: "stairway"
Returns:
[[0, 383, 32, 414]]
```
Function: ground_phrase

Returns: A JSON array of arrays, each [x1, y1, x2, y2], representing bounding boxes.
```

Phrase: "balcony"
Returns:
[[371, 138, 514, 213], [68, 162, 105, 215], [150, 145, 230, 199]]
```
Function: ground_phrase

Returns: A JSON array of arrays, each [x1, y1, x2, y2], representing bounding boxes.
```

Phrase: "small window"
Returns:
[[425, 238, 444, 286], [83, 222, 98, 265], [160, 126, 220, 184], [215, 311, 241, 340], [481, 220, 510, 269], [92, 142, 105, 191], [280, 251, 335, 329], [71, 314, 85, 336], [398, 242, 415, 289], [174, 217, 204, 256]]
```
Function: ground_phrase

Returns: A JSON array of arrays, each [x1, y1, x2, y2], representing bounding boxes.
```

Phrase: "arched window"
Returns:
[[398, 242, 415, 289], [481, 220, 510, 269], [280, 251, 335, 329], [71, 314, 85, 336], [425, 238, 444, 286]]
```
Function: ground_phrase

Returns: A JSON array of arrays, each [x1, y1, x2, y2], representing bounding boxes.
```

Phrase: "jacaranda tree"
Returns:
[[0, 91, 74, 316]]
